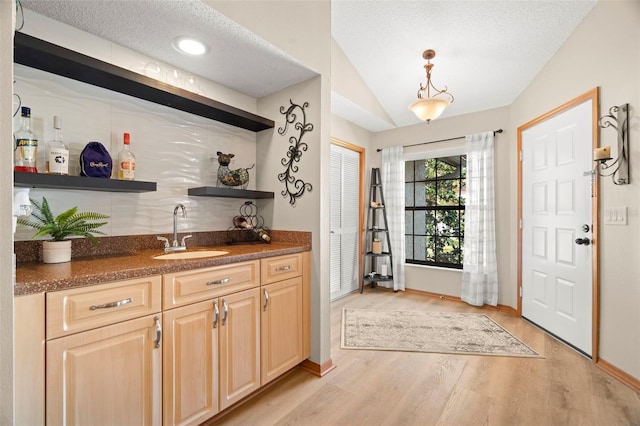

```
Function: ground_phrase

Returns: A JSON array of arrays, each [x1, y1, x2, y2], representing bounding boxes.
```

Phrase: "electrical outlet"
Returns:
[[604, 207, 627, 225]]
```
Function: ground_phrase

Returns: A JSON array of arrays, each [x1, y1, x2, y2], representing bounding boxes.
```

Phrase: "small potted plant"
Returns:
[[17, 197, 110, 263]]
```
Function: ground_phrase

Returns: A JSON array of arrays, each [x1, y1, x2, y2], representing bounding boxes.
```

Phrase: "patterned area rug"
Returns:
[[341, 308, 542, 358]]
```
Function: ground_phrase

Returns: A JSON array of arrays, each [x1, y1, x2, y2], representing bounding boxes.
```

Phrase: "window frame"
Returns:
[[404, 148, 466, 270]]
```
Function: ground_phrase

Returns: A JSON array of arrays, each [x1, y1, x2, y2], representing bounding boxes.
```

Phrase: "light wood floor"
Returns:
[[212, 288, 640, 426]]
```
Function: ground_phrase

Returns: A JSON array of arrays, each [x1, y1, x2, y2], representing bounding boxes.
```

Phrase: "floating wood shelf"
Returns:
[[14, 32, 275, 132], [188, 186, 274, 199], [14, 172, 157, 193]]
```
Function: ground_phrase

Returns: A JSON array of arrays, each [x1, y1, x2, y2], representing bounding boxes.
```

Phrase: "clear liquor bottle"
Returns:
[[14, 106, 38, 173], [117, 132, 136, 180], [46, 115, 69, 175]]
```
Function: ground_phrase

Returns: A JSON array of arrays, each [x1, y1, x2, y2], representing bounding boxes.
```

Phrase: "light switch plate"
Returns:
[[604, 207, 627, 225]]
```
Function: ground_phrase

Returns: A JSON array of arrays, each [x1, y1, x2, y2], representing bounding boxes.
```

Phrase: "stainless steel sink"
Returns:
[[152, 250, 229, 260]]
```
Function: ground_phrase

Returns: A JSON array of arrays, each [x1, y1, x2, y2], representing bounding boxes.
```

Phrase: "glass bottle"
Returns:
[[14, 106, 38, 173], [254, 228, 271, 242], [117, 132, 136, 180], [46, 115, 69, 175]]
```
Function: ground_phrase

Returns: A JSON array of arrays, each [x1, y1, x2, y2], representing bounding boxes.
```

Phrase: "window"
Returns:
[[405, 155, 466, 269]]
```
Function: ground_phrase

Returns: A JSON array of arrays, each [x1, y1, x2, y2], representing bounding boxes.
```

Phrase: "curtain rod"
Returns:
[[376, 128, 503, 152]]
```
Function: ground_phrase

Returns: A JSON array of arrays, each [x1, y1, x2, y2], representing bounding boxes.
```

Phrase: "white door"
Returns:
[[330, 144, 361, 300], [521, 99, 593, 356]]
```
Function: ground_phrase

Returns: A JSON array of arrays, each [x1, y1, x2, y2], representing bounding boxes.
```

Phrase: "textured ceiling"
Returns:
[[20, 0, 597, 132], [20, 0, 318, 98], [332, 0, 597, 130]]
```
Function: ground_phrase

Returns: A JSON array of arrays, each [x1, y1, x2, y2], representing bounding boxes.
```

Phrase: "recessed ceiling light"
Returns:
[[172, 36, 209, 56]]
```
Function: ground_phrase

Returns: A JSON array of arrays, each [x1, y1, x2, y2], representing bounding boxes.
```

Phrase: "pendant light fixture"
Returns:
[[409, 49, 454, 123]]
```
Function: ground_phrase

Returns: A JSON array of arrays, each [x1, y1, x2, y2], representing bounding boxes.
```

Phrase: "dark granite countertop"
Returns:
[[15, 231, 311, 296]]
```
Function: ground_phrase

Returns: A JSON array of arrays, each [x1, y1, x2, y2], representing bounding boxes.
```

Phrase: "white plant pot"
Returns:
[[42, 240, 72, 264]]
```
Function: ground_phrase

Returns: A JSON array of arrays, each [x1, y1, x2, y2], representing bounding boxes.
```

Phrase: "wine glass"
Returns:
[[143, 61, 164, 81], [165, 69, 184, 89]]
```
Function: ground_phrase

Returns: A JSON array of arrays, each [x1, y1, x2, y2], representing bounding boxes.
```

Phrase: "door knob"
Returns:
[[575, 238, 591, 246]]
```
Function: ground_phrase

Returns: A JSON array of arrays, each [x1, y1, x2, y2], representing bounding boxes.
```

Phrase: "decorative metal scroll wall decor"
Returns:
[[595, 103, 629, 185], [278, 100, 314, 206]]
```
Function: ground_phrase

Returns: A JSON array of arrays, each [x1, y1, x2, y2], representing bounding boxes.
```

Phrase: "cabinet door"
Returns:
[[219, 288, 260, 410], [163, 299, 219, 426], [261, 277, 303, 385], [46, 314, 162, 426]]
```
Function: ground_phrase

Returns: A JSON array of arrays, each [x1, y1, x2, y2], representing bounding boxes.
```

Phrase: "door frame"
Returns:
[[517, 87, 600, 361], [330, 138, 365, 298]]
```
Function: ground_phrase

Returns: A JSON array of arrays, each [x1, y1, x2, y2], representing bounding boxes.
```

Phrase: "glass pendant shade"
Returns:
[[409, 97, 450, 122]]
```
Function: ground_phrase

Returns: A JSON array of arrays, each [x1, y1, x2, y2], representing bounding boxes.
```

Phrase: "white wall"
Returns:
[[510, 0, 640, 379], [13, 65, 261, 240]]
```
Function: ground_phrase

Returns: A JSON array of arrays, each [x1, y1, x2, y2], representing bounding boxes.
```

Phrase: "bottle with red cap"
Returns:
[[117, 132, 136, 180]]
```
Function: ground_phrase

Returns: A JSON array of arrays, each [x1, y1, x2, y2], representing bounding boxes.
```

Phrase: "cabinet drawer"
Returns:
[[163, 260, 259, 308], [46, 276, 162, 339], [261, 253, 302, 284]]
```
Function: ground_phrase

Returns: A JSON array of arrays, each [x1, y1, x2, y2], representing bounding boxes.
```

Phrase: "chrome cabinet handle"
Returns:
[[154, 315, 162, 349], [263, 289, 269, 311], [276, 265, 291, 272], [213, 300, 219, 328], [207, 277, 231, 286], [222, 299, 228, 326], [89, 297, 133, 311]]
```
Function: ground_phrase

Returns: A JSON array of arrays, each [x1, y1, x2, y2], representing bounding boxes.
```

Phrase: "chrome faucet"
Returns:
[[157, 204, 192, 252]]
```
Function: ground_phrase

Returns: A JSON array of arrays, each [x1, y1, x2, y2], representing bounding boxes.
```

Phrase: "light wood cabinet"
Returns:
[[163, 299, 219, 426], [261, 276, 303, 385], [44, 276, 163, 425], [14, 293, 45, 426], [46, 313, 163, 425], [219, 287, 261, 410], [162, 284, 261, 424], [17, 251, 310, 426]]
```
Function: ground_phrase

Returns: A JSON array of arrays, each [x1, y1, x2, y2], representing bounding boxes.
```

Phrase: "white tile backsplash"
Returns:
[[14, 65, 262, 241]]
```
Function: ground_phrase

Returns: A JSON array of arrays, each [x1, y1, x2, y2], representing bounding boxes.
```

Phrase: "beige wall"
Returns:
[[257, 77, 327, 363], [1, 1, 15, 422], [371, 107, 511, 299], [510, 0, 640, 379], [331, 39, 395, 128], [210, 0, 333, 365]]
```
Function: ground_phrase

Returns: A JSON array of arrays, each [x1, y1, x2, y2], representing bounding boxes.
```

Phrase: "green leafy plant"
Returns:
[[17, 197, 110, 245]]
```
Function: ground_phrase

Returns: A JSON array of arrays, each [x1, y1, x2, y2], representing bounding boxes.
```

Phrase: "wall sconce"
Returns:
[[594, 103, 629, 185], [408, 49, 454, 123]]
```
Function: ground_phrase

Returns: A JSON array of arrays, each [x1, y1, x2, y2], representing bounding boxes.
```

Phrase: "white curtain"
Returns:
[[381, 146, 405, 291], [462, 132, 498, 306]]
